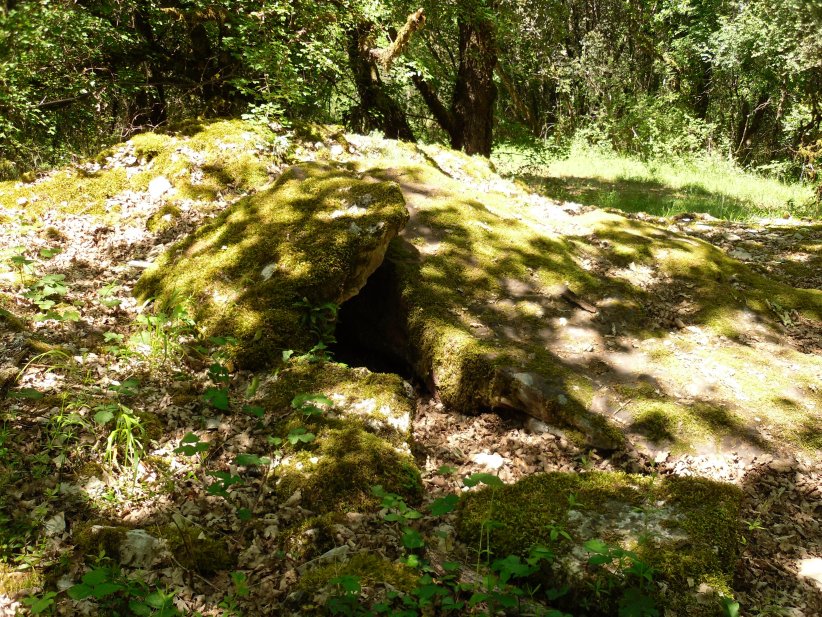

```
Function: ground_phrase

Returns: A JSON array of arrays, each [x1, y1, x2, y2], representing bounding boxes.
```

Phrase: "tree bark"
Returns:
[[449, 13, 498, 156], [346, 20, 416, 141]]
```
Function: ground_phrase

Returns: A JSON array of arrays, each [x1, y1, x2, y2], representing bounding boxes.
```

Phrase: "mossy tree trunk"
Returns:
[[346, 21, 416, 141], [449, 13, 497, 156], [410, 4, 499, 157]]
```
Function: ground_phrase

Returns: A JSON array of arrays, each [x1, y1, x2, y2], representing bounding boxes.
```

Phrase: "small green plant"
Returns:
[[217, 571, 250, 616], [130, 293, 195, 362], [22, 591, 58, 615], [97, 282, 122, 308], [372, 485, 424, 550], [67, 561, 179, 616], [583, 539, 658, 617], [94, 380, 145, 479], [294, 297, 339, 361]]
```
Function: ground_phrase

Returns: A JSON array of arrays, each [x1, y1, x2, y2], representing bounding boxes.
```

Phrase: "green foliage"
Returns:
[[129, 299, 195, 364], [67, 563, 179, 616], [294, 297, 340, 361]]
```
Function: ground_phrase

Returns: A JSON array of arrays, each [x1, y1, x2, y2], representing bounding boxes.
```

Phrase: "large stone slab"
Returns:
[[136, 163, 409, 368], [334, 134, 822, 457], [457, 471, 742, 616]]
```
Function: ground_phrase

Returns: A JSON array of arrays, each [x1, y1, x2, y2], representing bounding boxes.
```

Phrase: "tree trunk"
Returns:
[[346, 22, 415, 141], [450, 15, 498, 156]]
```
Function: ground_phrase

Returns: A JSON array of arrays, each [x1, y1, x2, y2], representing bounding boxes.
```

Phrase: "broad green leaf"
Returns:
[[93, 409, 115, 425], [242, 405, 266, 418], [67, 584, 93, 600], [128, 600, 152, 616], [402, 529, 424, 549], [463, 472, 503, 488], [204, 387, 229, 410], [81, 568, 111, 586], [584, 538, 610, 554], [235, 453, 269, 466], [9, 388, 43, 399], [430, 494, 459, 516]]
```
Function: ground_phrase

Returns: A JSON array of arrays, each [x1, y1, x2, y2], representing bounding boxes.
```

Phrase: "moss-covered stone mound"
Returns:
[[334, 134, 822, 456], [136, 164, 409, 368], [258, 361, 421, 514], [457, 471, 742, 616]]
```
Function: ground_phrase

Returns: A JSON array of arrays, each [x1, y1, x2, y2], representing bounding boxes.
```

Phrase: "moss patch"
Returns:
[[162, 524, 236, 575], [457, 471, 741, 615], [295, 552, 417, 614], [254, 361, 421, 513], [324, 133, 822, 455], [0, 119, 283, 222], [0, 563, 41, 596]]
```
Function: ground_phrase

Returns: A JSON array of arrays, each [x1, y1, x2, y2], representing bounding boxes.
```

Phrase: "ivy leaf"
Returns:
[[401, 529, 424, 549], [204, 387, 229, 411], [287, 428, 316, 444], [463, 472, 503, 488], [173, 433, 210, 456], [235, 453, 270, 466], [242, 405, 265, 418], [430, 494, 459, 516]]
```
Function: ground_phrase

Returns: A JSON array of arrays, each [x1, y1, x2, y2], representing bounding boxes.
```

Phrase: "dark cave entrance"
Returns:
[[330, 259, 417, 382]]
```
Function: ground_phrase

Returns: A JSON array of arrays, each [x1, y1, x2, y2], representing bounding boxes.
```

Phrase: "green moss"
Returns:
[[0, 563, 41, 595], [297, 552, 417, 596], [0, 167, 130, 216], [135, 163, 409, 368], [162, 524, 236, 574], [74, 524, 130, 561], [457, 471, 741, 616], [0, 119, 284, 225], [130, 132, 172, 160], [281, 513, 346, 561], [146, 203, 181, 233], [276, 424, 421, 513]]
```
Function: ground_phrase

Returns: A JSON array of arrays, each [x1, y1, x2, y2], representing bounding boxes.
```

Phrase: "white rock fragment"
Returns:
[[120, 529, 163, 568], [148, 175, 173, 201], [44, 512, 66, 536], [472, 452, 505, 470], [798, 558, 822, 590], [284, 489, 302, 507]]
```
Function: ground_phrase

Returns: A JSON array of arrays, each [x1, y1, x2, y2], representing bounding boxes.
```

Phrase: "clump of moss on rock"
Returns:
[[254, 360, 421, 513], [136, 163, 409, 368], [294, 552, 417, 615], [162, 524, 236, 575], [456, 471, 741, 616]]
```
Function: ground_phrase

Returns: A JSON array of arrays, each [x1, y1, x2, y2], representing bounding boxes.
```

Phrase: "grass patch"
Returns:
[[494, 143, 818, 221]]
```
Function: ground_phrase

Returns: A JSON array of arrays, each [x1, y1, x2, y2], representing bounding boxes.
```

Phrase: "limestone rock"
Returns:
[[457, 471, 742, 616], [135, 163, 409, 368]]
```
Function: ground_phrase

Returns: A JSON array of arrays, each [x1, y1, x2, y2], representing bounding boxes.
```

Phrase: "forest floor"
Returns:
[[0, 126, 820, 616]]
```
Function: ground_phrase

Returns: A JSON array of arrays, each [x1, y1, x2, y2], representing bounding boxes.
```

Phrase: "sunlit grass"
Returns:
[[493, 143, 818, 222]]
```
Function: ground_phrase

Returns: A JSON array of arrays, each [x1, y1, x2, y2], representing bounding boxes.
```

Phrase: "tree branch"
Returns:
[[371, 8, 426, 70], [411, 73, 454, 137]]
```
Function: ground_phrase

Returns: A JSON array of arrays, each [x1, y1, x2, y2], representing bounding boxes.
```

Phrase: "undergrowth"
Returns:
[[493, 140, 818, 221]]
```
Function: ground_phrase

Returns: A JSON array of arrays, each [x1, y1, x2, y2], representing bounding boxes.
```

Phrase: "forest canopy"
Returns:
[[1, 0, 821, 176]]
